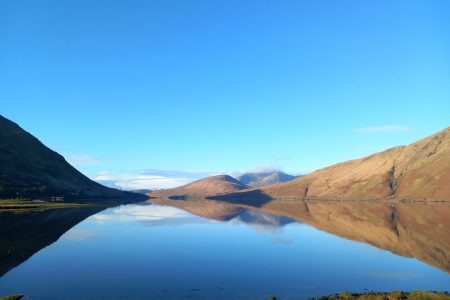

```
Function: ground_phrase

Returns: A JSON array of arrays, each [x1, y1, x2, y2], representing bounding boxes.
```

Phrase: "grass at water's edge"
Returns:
[[0, 198, 139, 213], [1, 291, 448, 300], [0, 295, 23, 300], [303, 291, 450, 300]]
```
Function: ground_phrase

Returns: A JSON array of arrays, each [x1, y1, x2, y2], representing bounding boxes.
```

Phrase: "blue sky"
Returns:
[[1, 0, 449, 189]]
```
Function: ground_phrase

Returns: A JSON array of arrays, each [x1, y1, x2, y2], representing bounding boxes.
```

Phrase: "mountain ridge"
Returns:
[[237, 171, 298, 187], [211, 126, 450, 202], [150, 174, 248, 198], [0, 115, 146, 202]]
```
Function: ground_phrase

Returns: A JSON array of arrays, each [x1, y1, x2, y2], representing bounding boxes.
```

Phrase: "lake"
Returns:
[[0, 199, 449, 300]]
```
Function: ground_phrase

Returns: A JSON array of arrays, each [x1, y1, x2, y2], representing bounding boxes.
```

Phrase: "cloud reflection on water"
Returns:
[[91, 203, 297, 234], [92, 204, 209, 226], [62, 229, 98, 241]]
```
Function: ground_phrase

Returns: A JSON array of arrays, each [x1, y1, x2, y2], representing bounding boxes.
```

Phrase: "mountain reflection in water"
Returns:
[[153, 198, 450, 274], [0, 199, 449, 299], [0, 207, 104, 277]]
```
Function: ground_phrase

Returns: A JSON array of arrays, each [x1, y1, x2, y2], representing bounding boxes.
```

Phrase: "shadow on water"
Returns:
[[0, 207, 104, 278], [207, 189, 274, 207]]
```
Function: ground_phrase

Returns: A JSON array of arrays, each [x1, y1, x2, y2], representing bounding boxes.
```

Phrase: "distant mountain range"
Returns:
[[150, 175, 248, 198], [214, 126, 450, 201], [150, 172, 298, 198], [0, 115, 146, 201], [237, 171, 298, 187]]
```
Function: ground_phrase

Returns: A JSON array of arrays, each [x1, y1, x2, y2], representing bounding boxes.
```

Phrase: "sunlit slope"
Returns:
[[217, 126, 450, 201], [150, 175, 248, 198]]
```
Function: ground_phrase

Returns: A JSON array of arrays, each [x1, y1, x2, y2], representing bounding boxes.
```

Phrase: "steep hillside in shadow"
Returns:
[[0, 115, 146, 201]]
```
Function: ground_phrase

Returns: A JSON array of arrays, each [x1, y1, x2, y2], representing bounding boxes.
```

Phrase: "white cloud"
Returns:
[[230, 165, 281, 178], [94, 169, 212, 190], [249, 165, 280, 173], [67, 155, 102, 166], [354, 125, 410, 133]]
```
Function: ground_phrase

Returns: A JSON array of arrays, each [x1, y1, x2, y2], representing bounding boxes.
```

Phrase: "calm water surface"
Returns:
[[0, 200, 449, 300]]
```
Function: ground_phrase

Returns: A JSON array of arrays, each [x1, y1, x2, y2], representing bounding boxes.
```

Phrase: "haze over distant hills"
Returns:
[[150, 175, 248, 198], [0, 115, 146, 201], [213, 126, 450, 202], [237, 171, 298, 187]]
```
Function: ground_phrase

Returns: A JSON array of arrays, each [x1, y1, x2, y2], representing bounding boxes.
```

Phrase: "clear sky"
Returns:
[[1, 0, 449, 189]]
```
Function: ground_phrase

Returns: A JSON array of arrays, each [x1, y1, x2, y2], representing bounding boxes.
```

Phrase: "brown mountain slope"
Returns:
[[150, 175, 248, 198], [215, 127, 450, 201]]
